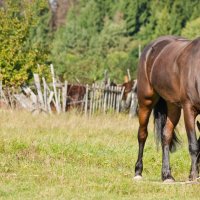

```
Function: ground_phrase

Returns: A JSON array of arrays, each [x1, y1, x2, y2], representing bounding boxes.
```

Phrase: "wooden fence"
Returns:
[[86, 84, 125, 115], [0, 65, 137, 116]]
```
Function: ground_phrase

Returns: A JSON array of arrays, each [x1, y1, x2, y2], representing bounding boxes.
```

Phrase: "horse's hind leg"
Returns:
[[183, 103, 199, 181], [161, 103, 181, 182], [134, 98, 156, 180]]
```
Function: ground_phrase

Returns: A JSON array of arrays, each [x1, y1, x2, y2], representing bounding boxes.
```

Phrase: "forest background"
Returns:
[[1, 0, 200, 87]]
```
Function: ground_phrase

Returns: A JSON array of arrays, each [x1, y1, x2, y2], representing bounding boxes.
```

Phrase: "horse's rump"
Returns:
[[141, 36, 185, 78], [150, 39, 191, 103], [137, 36, 182, 101]]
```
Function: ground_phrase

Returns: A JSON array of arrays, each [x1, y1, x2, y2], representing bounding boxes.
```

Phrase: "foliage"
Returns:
[[1, 0, 200, 85], [181, 17, 200, 39], [50, 0, 200, 83], [0, 0, 50, 86]]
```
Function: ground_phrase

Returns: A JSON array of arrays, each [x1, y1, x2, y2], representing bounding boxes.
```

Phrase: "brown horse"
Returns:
[[134, 35, 200, 182], [120, 79, 138, 116], [66, 84, 86, 111]]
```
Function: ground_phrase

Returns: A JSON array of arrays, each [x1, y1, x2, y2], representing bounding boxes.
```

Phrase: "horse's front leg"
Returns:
[[183, 103, 199, 181], [161, 104, 181, 182]]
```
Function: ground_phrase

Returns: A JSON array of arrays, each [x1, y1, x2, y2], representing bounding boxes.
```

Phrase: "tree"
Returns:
[[181, 17, 200, 39], [0, 0, 50, 86], [154, 7, 171, 37], [1, 0, 200, 86]]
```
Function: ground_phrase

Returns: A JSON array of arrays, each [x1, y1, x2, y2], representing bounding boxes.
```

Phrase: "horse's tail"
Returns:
[[153, 97, 180, 152], [196, 121, 200, 163]]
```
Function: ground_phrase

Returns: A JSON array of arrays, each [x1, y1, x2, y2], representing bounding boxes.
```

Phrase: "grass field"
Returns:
[[0, 110, 199, 200]]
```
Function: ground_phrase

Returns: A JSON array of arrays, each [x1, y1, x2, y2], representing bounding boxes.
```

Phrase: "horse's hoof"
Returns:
[[185, 180, 197, 184], [133, 175, 143, 181], [163, 178, 175, 184], [186, 177, 199, 184]]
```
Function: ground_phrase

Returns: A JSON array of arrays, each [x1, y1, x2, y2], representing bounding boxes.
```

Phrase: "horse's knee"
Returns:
[[138, 127, 148, 142]]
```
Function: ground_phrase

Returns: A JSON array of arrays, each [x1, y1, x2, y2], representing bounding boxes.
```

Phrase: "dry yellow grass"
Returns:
[[0, 110, 199, 199]]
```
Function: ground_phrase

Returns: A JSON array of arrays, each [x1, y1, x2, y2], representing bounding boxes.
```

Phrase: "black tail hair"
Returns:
[[153, 98, 180, 153], [196, 121, 200, 164]]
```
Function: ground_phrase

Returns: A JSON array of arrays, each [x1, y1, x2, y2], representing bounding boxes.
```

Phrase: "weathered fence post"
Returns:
[[112, 86, 115, 110], [117, 86, 125, 113], [113, 86, 117, 110], [116, 86, 119, 111], [22, 86, 37, 105], [34, 73, 44, 109], [89, 85, 92, 116], [103, 86, 108, 113], [92, 84, 95, 113], [7, 89, 14, 109], [58, 88, 61, 110], [42, 77, 48, 111], [84, 84, 89, 116], [62, 81, 68, 112], [47, 91, 54, 114], [97, 84, 102, 112], [50, 64, 61, 113]]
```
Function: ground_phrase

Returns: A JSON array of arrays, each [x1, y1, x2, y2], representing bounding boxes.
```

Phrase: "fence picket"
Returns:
[[34, 73, 44, 109], [50, 64, 61, 113], [62, 81, 67, 112], [84, 84, 89, 116]]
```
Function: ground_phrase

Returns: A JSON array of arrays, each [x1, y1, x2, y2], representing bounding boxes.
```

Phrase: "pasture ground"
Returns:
[[0, 110, 199, 200]]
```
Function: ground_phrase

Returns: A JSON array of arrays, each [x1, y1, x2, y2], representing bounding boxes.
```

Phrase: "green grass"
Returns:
[[0, 110, 199, 200]]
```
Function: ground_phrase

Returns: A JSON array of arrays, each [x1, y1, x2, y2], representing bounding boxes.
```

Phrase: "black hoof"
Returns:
[[162, 174, 175, 182]]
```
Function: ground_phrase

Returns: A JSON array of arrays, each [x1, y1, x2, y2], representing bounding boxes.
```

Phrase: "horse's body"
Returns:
[[134, 35, 200, 182], [66, 84, 86, 111]]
